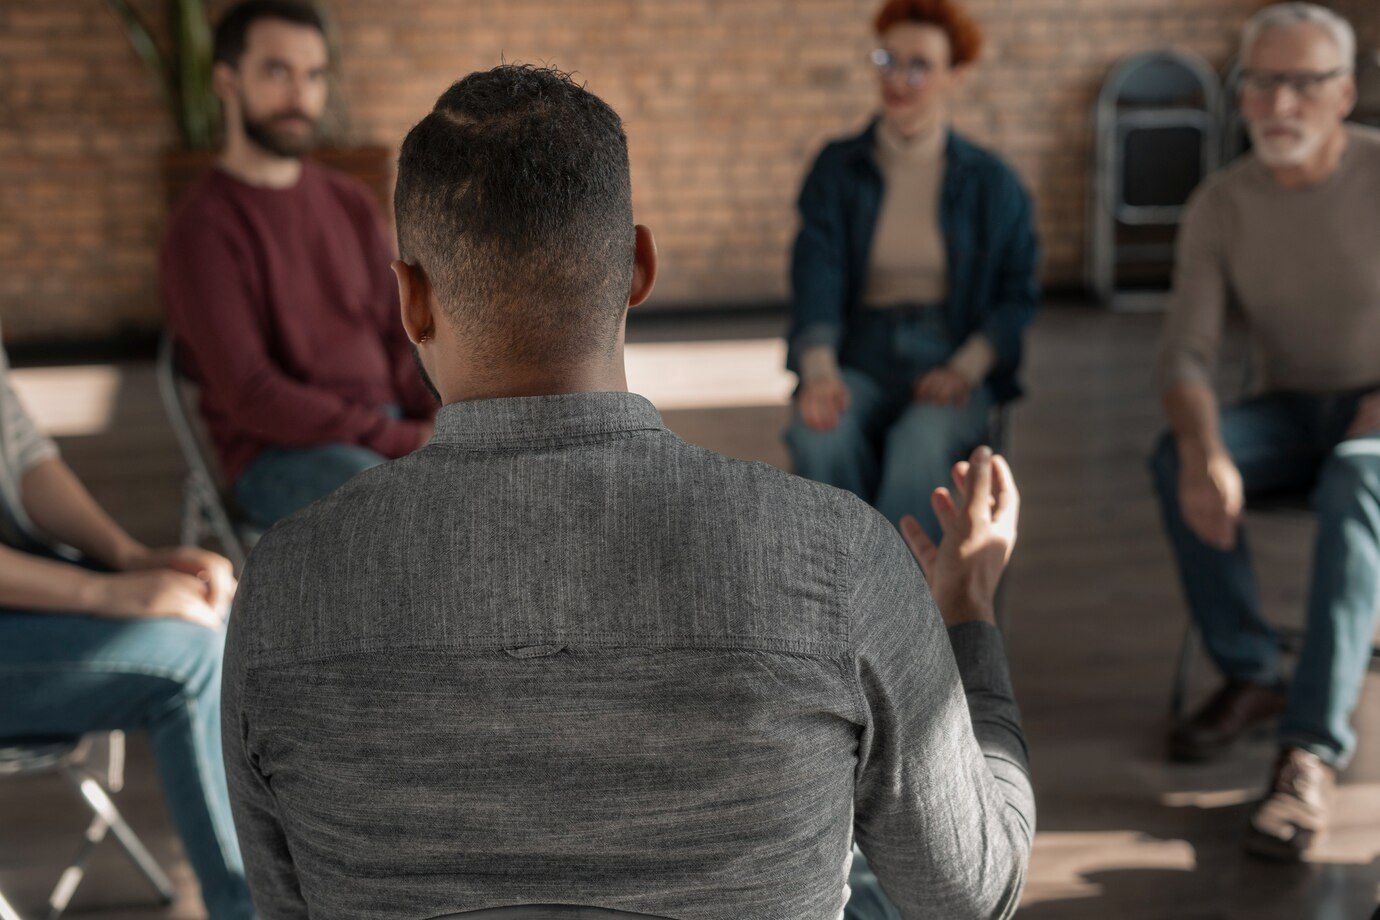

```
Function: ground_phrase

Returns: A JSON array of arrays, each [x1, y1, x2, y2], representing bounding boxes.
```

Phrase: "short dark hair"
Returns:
[[213, 0, 327, 67], [394, 65, 636, 364]]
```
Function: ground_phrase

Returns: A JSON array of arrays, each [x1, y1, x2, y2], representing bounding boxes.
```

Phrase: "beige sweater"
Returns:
[[1160, 124, 1380, 395], [800, 121, 995, 385]]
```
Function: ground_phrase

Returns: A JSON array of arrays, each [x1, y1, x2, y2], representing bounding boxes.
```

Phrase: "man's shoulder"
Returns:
[[308, 160, 385, 218], [659, 434, 880, 541], [1346, 123, 1380, 169], [163, 170, 244, 243], [247, 455, 405, 561]]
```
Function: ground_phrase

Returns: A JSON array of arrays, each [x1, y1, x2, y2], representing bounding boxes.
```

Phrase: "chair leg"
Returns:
[[179, 476, 205, 548], [0, 888, 23, 920], [64, 769, 175, 905], [1170, 621, 1200, 722], [46, 808, 110, 920]]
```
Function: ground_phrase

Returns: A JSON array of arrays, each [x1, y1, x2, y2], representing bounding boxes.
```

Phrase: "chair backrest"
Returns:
[[156, 332, 252, 569], [432, 908, 673, 919], [155, 332, 230, 497]]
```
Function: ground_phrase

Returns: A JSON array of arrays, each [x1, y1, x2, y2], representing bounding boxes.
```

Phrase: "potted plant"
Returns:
[[104, 0, 391, 207]]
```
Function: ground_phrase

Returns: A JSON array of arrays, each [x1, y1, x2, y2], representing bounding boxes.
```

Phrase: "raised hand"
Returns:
[[898, 445, 1019, 626]]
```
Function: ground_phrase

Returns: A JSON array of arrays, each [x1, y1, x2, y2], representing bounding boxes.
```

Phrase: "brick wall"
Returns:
[[1, 0, 1376, 342]]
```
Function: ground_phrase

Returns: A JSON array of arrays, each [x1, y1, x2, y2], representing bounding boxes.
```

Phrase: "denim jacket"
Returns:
[[786, 120, 1040, 403]]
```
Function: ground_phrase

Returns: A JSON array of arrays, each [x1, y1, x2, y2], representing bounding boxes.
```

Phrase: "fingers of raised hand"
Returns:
[[899, 514, 938, 576]]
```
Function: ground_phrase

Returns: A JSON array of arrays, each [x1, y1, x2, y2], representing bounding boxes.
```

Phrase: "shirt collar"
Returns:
[[429, 391, 665, 448]]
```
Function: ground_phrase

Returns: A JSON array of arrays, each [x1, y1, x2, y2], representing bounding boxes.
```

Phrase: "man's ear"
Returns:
[[392, 259, 435, 345], [628, 224, 658, 309], [1341, 73, 1358, 120], [211, 61, 238, 108]]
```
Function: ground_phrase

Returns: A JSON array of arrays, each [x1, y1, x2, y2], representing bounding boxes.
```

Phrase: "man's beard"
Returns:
[[411, 343, 442, 405], [241, 102, 319, 158], [1249, 120, 1325, 167]]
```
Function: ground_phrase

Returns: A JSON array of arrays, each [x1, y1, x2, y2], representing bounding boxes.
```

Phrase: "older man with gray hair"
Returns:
[[1150, 2, 1379, 861]]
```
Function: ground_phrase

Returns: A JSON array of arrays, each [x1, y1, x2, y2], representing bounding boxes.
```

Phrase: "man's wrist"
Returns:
[[935, 589, 997, 627], [1176, 435, 1227, 467]]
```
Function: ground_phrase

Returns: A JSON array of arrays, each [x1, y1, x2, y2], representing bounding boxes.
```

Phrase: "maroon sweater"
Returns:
[[160, 162, 436, 483]]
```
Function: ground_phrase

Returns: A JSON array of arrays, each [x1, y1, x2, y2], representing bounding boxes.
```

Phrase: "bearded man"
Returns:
[[161, 0, 437, 528], [1150, 2, 1380, 862]]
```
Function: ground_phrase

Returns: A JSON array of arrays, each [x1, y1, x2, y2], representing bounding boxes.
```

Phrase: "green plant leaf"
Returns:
[[175, 0, 218, 149], [104, 0, 173, 110]]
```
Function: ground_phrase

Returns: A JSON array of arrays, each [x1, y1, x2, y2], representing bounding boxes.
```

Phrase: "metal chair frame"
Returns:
[[155, 333, 252, 571], [0, 732, 174, 920], [1088, 49, 1222, 308]]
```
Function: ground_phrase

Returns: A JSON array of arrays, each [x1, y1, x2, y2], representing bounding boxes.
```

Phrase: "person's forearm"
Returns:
[[0, 542, 104, 613], [947, 622, 1034, 843], [798, 344, 841, 384], [19, 457, 145, 569], [1163, 381, 1224, 460]]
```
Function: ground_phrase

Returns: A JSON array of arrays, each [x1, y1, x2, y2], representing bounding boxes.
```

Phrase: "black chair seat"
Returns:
[[0, 735, 81, 775]]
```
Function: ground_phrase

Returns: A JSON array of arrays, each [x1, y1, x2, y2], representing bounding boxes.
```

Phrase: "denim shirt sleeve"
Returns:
[[222, 548, 311, 919], [848, 504, 1034, 919], [786, 148, 850, 375], [979, 170, 1041, 383]]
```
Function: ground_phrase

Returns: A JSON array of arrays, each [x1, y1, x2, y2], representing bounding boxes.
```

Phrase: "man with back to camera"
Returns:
[[1151, 2, 1380, 861], [161, 0, 436, 529], [222, 64, 1033, 918]]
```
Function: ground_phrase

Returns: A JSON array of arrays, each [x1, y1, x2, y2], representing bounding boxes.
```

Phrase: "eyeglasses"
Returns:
[[871, 48, 934, 87], [1237, 67, 1350, 100]]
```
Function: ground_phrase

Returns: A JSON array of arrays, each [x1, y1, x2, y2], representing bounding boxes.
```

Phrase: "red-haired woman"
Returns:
[[784, 0, 1039, 547]]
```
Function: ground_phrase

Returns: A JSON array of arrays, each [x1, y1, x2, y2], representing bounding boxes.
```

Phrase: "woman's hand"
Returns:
[[86, 569, 223, 629], [913, 367, 972, 406], [796, 376, 852, 431], [123, 546, 238, 613]]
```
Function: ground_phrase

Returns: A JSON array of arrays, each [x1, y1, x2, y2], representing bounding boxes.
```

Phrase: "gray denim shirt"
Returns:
[[223, 391, 1033, 920]]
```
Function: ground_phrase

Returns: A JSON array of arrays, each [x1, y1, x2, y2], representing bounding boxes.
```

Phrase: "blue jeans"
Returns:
[[1149, 391, 1380, 767], [844, 848, 901, 920], [785, 309, 994, 540], [234, 442, 387, 528], [0, 610, 253, 919]]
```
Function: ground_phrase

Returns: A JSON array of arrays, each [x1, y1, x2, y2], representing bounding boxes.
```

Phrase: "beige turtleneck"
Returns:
[[864, 119, 948, 308], [798, 121, 995, 387]]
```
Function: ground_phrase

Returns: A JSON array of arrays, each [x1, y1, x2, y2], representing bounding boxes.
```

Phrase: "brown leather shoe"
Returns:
[[1167, 679, 1287, 762], [1244, 747, 1335, 861]]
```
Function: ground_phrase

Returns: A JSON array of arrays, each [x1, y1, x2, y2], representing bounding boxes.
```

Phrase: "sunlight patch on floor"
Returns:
[[1022, 831, 1197, 904]]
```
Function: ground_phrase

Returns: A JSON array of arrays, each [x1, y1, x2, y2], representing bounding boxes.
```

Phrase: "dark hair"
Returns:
[[213, 0, 327, 67], [394, 64, 636, 363]]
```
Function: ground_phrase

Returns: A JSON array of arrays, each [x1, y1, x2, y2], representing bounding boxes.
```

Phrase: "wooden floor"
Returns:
[[2, 305, 1379, 918]]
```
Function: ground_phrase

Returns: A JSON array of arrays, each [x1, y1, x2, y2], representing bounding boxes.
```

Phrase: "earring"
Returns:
[[418, 331, 432, 343]]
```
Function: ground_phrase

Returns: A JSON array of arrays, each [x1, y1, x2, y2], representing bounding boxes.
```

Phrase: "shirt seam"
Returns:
[[426, 426, 666, 452], [242, 633, 850, 670]]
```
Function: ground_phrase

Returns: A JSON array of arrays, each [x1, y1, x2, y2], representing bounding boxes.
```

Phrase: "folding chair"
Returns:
[[1088, 49, 1222, 309], [0, 733, 173, 919], [155, 333, 257, 571]]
